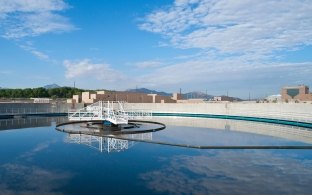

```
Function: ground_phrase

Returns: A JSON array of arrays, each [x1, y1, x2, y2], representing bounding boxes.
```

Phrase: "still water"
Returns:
[[0, 117, 312, 194]]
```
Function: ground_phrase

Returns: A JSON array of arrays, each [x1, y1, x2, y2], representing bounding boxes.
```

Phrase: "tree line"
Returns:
[[0, 87, 87, 99]]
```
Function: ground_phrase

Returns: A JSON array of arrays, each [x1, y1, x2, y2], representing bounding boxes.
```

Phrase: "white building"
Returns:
[[32, 98, 50, 103], [265, 94, 281, 102]]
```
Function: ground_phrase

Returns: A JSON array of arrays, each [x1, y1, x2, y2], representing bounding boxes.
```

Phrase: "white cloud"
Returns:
[[0, 70, 11, 75], [0, 0, 75, 39], [19, 43, 50, 60], [135, 60, 163, 69], [136, 0, 312, 96], [139, 0, 312, 54], [30, 50, 49, 60], [137, 57, 312, 92], [0, 0, 67, 13], [64, 59, 125, 83]]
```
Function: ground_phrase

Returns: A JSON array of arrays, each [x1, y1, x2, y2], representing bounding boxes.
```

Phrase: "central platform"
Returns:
[[68, 101, 152, 125]]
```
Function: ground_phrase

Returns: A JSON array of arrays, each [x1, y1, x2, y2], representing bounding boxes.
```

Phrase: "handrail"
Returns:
[[67, 101, 151, 124]]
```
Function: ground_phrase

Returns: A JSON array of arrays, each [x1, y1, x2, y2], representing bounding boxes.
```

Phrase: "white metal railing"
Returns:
[[64, 134, 132, 153], [68, 101, 152, 124], [126, 109, 152, 119], [68, 101, 129, 124], [64, 132, 152, 153]]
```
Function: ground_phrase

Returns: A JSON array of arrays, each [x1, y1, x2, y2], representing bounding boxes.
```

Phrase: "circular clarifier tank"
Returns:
[[56, 117, 312, 149]]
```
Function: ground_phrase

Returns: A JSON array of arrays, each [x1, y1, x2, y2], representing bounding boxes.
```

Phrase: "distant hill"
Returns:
[[43, 84, 61, 89], [183, 91, 214, 100], [125, 88, 221, 100], [126, 88, 172, 96]]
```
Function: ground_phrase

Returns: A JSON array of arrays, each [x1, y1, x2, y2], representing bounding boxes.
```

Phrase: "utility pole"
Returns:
[[72, 81, 76, 110]]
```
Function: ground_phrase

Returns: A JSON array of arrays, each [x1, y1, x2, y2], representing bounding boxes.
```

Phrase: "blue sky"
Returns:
[[0, 0, 311, 98]]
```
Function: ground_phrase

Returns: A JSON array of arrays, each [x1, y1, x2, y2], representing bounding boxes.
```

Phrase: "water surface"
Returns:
[[0, 117, 311, 194]]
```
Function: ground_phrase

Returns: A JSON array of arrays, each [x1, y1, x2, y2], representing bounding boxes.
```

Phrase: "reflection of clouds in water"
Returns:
[[19, 140, 57, 161], [152, 117, 312, 145], [0, 140, 72, 194], [155, 125, 278, 146], [0, 163, 72, 194], [140, 151, 312, 194]]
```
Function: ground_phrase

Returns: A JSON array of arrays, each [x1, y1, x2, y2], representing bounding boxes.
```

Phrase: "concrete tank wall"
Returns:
[[0, 117, 67, 131], [125, 102, 312, 122], [0, 103, 84, 114], [2, 102, 311, 123], [149, 117, 312, 144]]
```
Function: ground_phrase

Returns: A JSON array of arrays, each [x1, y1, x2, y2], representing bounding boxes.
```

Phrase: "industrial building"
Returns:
[[281, 85, 312, 102], [67, 91, 183, 104]]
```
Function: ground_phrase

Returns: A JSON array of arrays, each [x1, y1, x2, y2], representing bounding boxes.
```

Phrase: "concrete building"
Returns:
[[281, 85, 312, 102], [67, 91, 182, 104]]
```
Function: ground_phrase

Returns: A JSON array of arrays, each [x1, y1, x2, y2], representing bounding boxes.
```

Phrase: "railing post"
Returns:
[[100, 101, 102, 119]]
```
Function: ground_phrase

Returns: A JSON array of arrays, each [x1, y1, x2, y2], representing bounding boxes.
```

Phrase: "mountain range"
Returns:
[[43, 84, 61, 89], [126, 88, 172, 96], [126, 88, 215, 100]]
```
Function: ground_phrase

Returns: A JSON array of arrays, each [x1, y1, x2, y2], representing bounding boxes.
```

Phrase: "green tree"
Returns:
[[0, 87, 86, 99]]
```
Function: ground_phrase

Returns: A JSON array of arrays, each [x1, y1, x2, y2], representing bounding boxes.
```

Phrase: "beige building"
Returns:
[[281, 85, 312, 102], [67, 91, 183, 104]]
